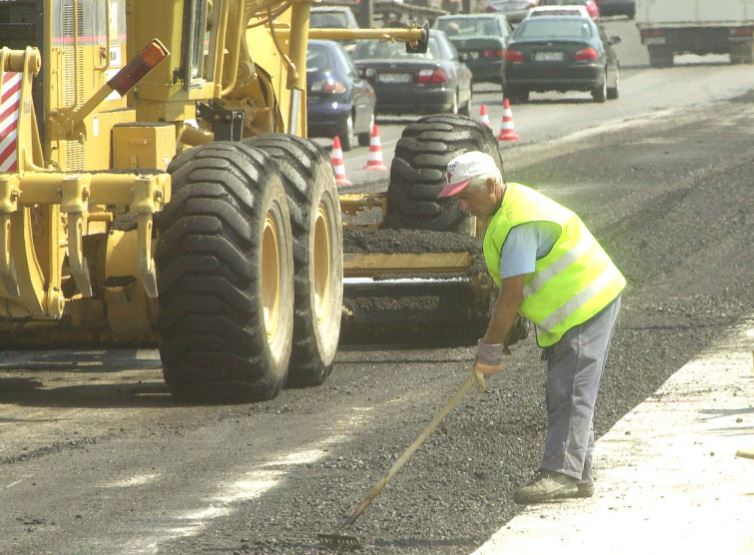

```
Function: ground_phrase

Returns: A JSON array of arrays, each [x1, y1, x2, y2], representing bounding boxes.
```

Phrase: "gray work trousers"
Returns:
[[540, 296, 621, 481]]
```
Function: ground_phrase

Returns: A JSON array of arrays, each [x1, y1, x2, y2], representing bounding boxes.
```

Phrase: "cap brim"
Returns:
[[437, 178, 471, 198]]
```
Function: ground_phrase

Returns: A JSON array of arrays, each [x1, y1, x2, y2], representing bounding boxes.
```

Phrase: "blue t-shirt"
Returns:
[[499, 222, 561, 279]]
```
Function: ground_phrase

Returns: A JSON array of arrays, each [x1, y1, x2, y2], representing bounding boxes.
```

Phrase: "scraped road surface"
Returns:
[[2, 21, 754, 555]]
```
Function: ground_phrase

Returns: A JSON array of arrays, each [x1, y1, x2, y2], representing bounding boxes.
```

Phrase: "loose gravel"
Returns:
[[162, 96, 754, 554]]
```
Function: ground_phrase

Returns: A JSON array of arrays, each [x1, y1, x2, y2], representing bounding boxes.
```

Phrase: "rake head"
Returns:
[[317, 533, 362, 551]]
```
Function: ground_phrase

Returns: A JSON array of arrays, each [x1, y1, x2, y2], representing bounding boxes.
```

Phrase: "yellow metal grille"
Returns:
[[62, 0, 85, 170]]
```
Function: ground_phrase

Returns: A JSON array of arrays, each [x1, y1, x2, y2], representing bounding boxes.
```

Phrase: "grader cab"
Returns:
[[0, 0, 498, 402]]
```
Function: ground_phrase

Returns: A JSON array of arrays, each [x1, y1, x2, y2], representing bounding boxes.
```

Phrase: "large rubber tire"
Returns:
[[384, 114, 504, 231], [156, 143, 295, 402], [245, 135, 343, 387]]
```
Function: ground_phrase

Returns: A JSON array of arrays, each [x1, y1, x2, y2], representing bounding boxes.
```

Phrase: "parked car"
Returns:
[[352, 31, 473, 116], [595, 0, 635, 18], [502, 15, 621, 102], [310, 6, 359, 29], [306, 40, 375, 151], [484, 0, 540, 24], [538, 0, 600, 19], [434, 14, 512, 88], [310, 7, 359, 53]]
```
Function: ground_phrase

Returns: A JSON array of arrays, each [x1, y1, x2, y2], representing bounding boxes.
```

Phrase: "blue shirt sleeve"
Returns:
[[499, 222, 560, 279]]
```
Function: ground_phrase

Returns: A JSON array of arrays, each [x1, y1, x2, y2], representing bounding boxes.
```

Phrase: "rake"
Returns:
[[318, 371, 482, 551]]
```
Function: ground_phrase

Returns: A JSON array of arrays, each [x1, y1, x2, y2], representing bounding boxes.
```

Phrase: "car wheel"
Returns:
[[357, 130, 371, 147], [339, 114, 354, 151], [607, 68, 620, 100], [592, 75, 607, 103], [459, 89, 472, 116], [447, 91, 458, 115]]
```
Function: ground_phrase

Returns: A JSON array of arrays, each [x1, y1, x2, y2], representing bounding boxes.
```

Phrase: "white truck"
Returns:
[[635, 0, 754, 67]]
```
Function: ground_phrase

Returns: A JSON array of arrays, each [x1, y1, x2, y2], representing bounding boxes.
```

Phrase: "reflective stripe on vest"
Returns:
[[483, 183, 625, 347]]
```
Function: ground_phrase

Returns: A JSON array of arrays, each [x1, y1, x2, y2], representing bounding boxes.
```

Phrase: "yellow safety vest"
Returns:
[[483, 183, 626, 347]]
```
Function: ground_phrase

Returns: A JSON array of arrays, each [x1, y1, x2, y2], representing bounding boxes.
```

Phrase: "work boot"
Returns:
[[577, 479, 594, 498], [513, 470, 580, 504]]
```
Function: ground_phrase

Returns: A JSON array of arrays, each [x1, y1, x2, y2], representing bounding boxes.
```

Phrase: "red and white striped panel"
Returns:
[[0, 72, 22, 172]]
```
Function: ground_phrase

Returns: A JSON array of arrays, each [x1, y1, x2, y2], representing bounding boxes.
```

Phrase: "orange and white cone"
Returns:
[[363, 124, 388, 171], [497, 98, 520, 142], [479, 104, 492, 129], [330, 136, 352, 187]]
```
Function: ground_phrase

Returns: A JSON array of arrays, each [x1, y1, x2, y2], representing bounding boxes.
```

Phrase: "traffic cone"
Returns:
[[330, 136, 351, 187], [363, 124, 388, 171], [479, 104, 492, 129], [497, 98, 520, 142]]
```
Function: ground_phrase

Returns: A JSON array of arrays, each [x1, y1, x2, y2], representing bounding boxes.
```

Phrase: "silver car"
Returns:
[[484, 0, 540, 23]]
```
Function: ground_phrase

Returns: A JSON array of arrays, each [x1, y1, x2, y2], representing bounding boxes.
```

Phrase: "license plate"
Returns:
[[468, 51, 480, 59], [378, 73, 411, 83], [534, 51, 564, 62]]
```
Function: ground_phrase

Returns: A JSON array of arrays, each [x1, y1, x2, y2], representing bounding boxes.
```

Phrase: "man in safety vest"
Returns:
[[439, 151, 625, 504]]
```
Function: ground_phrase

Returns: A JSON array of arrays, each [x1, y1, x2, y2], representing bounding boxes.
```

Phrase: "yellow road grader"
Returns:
[[0, 0, 503, 402]]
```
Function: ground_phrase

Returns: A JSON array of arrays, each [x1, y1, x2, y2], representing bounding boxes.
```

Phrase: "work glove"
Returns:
[[473, 340, 505, 392]]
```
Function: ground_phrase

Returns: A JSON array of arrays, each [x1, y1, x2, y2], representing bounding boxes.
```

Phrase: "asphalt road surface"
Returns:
[[2, 19, 754, 555]]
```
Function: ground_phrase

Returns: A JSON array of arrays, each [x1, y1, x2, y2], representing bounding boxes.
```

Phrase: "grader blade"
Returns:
[[340, 229, 493, 346]]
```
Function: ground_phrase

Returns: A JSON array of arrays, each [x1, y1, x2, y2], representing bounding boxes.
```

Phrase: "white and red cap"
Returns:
[[438, 151, 501, 198]]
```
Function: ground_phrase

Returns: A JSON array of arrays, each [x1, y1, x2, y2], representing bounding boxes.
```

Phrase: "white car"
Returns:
[[526, 5, 590, 18]]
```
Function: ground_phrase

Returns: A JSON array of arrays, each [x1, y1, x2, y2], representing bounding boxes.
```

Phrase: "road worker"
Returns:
[[439, 151, 625, 503]]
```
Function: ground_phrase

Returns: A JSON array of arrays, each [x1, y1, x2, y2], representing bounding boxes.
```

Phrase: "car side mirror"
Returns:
[[609, 36, 622, 45]]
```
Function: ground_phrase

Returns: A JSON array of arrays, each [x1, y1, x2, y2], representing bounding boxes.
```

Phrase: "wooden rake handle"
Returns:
[[342, 372, 481, 528]]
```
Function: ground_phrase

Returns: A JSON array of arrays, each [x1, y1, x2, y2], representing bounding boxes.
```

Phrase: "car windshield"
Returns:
[[352, 38, 439, 60], [514, 18, 593, 40], [307, 45, 334, 73], [437, 17, 499, 37], [310, 12, 350, 28]]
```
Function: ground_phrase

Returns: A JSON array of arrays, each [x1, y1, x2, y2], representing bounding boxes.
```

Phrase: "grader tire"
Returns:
[[156, 143, 294, 402], [385, 114, 504, 231], [245, 134, 343, 387]]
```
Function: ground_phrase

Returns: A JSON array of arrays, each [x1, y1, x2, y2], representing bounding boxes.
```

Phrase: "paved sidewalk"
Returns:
[[473, 319, 754, 555]]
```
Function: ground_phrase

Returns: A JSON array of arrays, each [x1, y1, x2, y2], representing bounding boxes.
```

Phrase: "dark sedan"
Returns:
[[306, 40, 376, 151], [434, 14, 513, 88], [596, 0, 635, 18], [352, 32, 473, 116], [502, 15, 620, 103]]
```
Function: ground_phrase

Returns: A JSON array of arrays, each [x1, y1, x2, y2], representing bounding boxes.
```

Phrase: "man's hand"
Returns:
[[475, 340, 505, 373], [473, 340, 504, 392]]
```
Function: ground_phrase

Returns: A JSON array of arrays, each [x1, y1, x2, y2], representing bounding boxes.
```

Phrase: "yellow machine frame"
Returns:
[[0, 0, 427, 343]]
